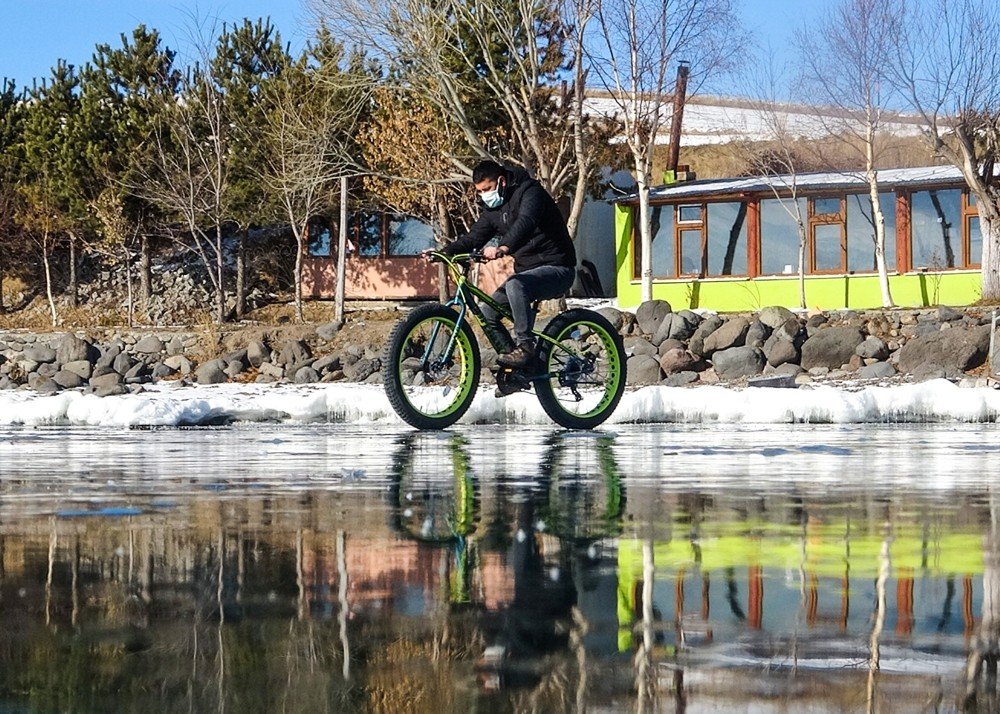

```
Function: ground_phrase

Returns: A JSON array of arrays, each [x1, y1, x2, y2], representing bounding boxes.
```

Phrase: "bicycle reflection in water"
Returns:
[[386, 431, 625, 696]]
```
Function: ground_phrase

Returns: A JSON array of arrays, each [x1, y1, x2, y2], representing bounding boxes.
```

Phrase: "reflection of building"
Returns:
[[613, 165, 986, 310], [301, 211, 511, 300]]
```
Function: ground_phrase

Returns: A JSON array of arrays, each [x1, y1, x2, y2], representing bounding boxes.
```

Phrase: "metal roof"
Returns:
[[613, 165, 967, 203]]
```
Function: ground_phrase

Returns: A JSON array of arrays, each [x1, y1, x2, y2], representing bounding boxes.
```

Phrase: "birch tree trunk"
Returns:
[[980, 208, 1000, 302], [235, 228, 247, 320], [797, 222, 807, 310], [42, 231, 58, 326], [68, 232, 78, 308], [636, 175, 653, 304], [140, 233, 152, 311], [335, 177, 348, 327]]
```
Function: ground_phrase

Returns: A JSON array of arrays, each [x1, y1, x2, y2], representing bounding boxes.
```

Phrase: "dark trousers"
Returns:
[[481, 265, 575, 345]]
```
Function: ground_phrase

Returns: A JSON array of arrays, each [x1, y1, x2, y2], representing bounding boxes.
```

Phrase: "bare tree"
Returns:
[[738, 56, 809, 309], [798, 0, 900, 308], [261, 44, 370, 322], [891, 0, 1000, 300], [585, 0, 741, 302]]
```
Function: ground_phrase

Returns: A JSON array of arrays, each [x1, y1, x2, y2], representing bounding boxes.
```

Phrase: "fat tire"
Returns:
[[535, 308, 626, 430], [383, 304, 481, 430]]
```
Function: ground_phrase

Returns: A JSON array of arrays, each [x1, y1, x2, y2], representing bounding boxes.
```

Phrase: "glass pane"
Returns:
[[706, 202, 748, 276], [760, 198, 807, 275], [911, 189, 961, 269], [307, 223, 332, 257], [387, 216, 435, 256], [649, 204, 675, 278], [813, 197, 841, 216], [350, 212, 382, 256], [813, 223, 843, 271], [846, 193, 896, 272], [678, 204, 702, 223], [969, 191, 978, 206], [679, 229, 702, 274], [969, 215, 982, 266]]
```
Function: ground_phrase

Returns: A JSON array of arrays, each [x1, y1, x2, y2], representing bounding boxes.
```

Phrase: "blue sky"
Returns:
[[0, 0, 823, 94]]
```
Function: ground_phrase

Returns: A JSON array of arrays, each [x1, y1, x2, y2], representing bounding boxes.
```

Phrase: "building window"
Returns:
[[910, 189, 963, 269], [706, 202, 748, 276], [388, 216, 436, 256], [760, 198, 807, 275], [964, 192, 982, 267], [634, 203, 677, 279], [677, 204, 703, 224], [846, 193, 897, 273], [808, 196, 846, 273], [307, 222, 333, 257]]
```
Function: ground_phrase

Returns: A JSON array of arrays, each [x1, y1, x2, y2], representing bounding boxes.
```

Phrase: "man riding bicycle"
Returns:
[[435, 160, 576, 369]]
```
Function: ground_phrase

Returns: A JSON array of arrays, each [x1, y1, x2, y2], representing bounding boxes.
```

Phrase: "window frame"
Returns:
[[962, 190, 981, 269], [807, 195, 847, 274]]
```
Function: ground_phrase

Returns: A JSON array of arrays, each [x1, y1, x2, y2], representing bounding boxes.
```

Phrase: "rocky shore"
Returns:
[[0, 302, 998, 396]]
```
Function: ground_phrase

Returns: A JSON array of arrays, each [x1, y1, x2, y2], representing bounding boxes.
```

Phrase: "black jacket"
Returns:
[[445, 167, 576, 272]]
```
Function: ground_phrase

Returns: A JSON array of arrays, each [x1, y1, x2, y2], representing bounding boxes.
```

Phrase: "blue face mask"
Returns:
[[480, 188, 503, 208]]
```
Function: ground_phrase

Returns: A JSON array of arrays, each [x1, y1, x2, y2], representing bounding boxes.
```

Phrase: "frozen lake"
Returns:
[[0, 418, 999, 711]]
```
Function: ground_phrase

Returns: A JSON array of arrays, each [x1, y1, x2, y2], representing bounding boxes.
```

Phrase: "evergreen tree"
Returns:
[[0, 78, 26, 312]]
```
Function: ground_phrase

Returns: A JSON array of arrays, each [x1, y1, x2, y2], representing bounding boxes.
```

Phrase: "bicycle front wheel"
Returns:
[[383, 304, 481, 430], [535, 309, 626, 430]]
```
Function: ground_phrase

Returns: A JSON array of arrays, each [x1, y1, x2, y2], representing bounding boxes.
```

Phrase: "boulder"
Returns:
[[94, 383, 127, 397], [652, 312, 698, 345], [626, 355, 663, 385], [52, 370, 84, 389], [688, 316, 724, 357], [134, 336, 165, 354], [247, 340, 269, 368], [624, 336, 658, 357], [195, 359, 228, 385], [113, 353, 134, 376], [152, 363, 178, 379], [36, 363, 58, 378], [745, 319, 772, 349], [757, 306, 796, 329], [313, 354, 342, 373], [659, 348, 699, 375], [895, 325, 991, 374], [164, 355, 193, 375], [856, 336, 889, 361], [124, 362, 148, 380], [858, 361, 896, 379], [663, 371, 699, 387], [800, 327, 864, 370], [316, 322, 342, 341], [23, 344, 56, 363], [62, 360, 93, 380], [90, 372, 123, 390], [294, 366, 321, 383], [767, 362, 805, 377], [166, 336, 185, 356], [56, 334, 96, 365], [224, 361, 244, 378], [634, 300, 672, 336], [277, 340, 312, 366], [712, 345, 765, 380], [259, 362, 284, 379], [702, 317, 750, 356], [344, 357, 380, 382], [937, 306, 963, 322], [33, 377, 60, 394], [763, 336, 800, 367], [596, 307, 625, 333], [657, 338, 687, 357]]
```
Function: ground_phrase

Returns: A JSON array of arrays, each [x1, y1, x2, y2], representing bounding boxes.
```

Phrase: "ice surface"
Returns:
[[0, 378, 997, 427]]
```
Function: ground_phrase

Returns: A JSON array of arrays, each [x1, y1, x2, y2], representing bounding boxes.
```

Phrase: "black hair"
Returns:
[[472, 159, 505, 183]]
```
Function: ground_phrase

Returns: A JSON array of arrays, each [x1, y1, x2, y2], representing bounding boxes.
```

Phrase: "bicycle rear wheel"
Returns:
[[535, 309, 626, 429], [383, 304, 481, 429]]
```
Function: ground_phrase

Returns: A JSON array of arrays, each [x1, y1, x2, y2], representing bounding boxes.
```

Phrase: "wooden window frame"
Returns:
[[962, 190, 981, 269], [674, 204, 706, 277], [807, 195, 847, 274]]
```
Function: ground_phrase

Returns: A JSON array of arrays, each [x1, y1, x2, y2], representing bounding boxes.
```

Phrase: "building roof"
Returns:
[[613, 165, 966, 204]]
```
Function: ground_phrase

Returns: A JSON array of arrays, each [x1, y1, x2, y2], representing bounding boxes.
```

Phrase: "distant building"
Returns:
[[612, 165, 982, 311]]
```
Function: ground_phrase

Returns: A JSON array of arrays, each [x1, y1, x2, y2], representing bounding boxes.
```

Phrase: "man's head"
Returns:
[[473, 160, 506, 208]]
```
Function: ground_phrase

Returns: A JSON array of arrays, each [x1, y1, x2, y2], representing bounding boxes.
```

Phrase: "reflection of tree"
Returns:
[[928, 190, 956, 268], [965, 496, 1000, 710]]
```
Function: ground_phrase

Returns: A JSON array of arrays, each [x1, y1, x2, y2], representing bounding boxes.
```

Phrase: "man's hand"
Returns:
[[482, 245, 509, 261], [420, 248, 436, 262]]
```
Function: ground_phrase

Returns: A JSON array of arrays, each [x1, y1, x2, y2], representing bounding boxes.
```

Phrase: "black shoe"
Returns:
[[497, 343, 534, 368]]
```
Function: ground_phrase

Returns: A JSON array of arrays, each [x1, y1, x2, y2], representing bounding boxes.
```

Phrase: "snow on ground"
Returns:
[[0, 378, 998, 428]]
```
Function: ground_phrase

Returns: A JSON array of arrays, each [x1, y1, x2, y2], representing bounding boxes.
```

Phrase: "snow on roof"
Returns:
[[613, 165, 966, 203]]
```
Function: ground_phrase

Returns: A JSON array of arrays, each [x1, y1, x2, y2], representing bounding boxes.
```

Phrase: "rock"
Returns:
[[856, 336, 889, 361], [652, 312, 697, 344], [343, 357, 380, 382], [626, 355, 663, 385], [90, 372, 123, 390], [800, 327, 865, 370], [164, 355, 193, 375], [166, 336, 185, 356], [259, 362, 284, 379], [711, 345, 765, 380], [758, 306, 796, 329], [224, 361, 244, 378], [124, 362, 148, 380], [596, 307, 624, 333], [152, 363, 178, 379], [895, 325, 991, 374], [36, 363, 58, 378], [247, 340, 269, 368], [195, 359, 228, 385], [33, 377, 60, 394], [316, 322, 342, 341], [763, 336, 800, 367], [23, 345, 56, 363], [657, 338, 687, 356], [0, 375, 12, 390], [703, 317, 750, 356], [55, 371, 86, 389], [624, 336, 658, 357], [56, 334, 96, 365], [294, 366, 321, 383], [634, 300, 672, 336], [96, 342, 122, 369], [794, 374, 813, 385], [312, 354, 342, 373], [808, 366, 830, 376], [222, 349, 248, 369], [699, 367, 720, 384], [94, 383, 127, 397], [745, 319, 772, 349], [662, 371, 699, 387], [659, 348, 699, 374], [686, 316, 721, 357], [912, 364, 948, 381], [937, 306, 963, 322], [17, 359, 39, 375], [768, 362, 805, 377], [134, 336, 165, 354], [113, 353, 134, 376], [255, 374, 278, 384], [858, 361, 896, 379], [277, 340, 312, 366], [62, 360, 93, 380]]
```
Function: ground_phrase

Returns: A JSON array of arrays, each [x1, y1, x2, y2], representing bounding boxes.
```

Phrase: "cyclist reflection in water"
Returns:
[[431, 160, 577, 371], [388, 432, 624, 693]]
